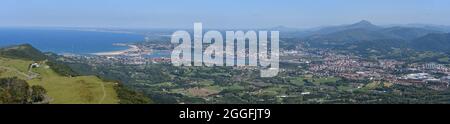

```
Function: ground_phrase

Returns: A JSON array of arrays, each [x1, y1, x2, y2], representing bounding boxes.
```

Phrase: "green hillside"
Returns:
[[0, 77, 48, 104], [0, 44, 119, 104], [304, 20, 442, 46], [0, 56, 119, 104], [411, 33, 450, 52], [0, 44, 47, 61]]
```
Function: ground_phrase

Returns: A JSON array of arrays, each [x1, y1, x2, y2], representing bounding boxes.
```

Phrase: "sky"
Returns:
[[1, 0, 450, 29]]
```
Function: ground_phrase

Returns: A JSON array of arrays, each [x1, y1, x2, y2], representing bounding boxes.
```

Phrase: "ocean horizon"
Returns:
[[0, 28, 145, 55]]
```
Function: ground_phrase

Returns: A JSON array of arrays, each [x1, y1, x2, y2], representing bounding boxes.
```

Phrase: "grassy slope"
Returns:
[[0, 57, 118, 104]]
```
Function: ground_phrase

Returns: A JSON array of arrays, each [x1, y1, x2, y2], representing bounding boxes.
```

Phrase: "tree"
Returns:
[[31, 85, 48, 103], [0, 77, 49, 104]]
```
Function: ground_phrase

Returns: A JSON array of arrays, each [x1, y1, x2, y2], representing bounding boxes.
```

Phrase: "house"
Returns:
[[28, 62, 40, 72]]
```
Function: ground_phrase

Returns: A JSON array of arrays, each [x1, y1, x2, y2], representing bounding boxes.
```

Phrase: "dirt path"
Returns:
[[98, 81, 107, 104], [0, 66, 38, 80], [1, 65, 108, 104]]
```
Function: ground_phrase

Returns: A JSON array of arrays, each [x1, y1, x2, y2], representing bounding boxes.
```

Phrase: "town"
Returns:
[[59, 40, 450, 95]]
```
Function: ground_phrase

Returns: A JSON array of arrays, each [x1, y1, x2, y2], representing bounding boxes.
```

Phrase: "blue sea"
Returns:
[[0, 28, 145, 54]]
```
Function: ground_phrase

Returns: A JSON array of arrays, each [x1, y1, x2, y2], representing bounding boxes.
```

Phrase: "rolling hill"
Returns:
[[0, 44, 119, 104], [381, 26, 441, 40], [304, 20, 442, 44], [411, 33, 450, 52], [310, 20, 381, 35], [0, 44, 47, 61]]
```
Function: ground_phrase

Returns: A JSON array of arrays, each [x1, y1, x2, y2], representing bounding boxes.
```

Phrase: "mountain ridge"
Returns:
[[0, 44, 47, 61], [302, 20, 443, 44], [411, 33, 450, 52]]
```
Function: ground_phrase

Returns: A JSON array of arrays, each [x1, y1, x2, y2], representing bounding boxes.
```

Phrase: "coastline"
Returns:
[[91, 44, 140, 56]]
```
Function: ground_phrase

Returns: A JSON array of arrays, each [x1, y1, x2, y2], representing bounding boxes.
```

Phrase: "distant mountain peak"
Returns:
[[357, 20, 372, 24], [352, 20, 375, 27], [345, 20, 379, 30]]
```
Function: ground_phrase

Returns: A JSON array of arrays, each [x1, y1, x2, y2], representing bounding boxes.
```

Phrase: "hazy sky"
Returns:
[[1, 0, 449, 29]]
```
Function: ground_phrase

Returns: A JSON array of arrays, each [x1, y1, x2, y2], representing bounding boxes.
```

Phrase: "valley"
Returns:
[[2, 20, 450, 104]]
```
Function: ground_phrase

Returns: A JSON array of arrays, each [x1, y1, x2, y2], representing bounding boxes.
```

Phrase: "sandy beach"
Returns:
[[91, 44, 140, 56]]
